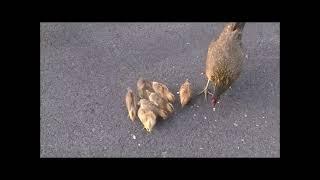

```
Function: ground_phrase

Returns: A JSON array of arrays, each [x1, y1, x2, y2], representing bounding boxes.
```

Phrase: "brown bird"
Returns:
[[137, 106, 157, 132], [146, 90, 174, 114], [137, 77, 175, 103], [137, 77, 154, 99], [152, 81, 175, 103], [125, 88, 137, 121], [198, 22, 246, 107], [179, 79, 192, 107], [138, 99, 168, 120]]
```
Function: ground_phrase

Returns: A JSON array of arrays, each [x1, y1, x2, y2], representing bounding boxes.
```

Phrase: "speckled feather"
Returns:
[[205, 22, 246, 98]]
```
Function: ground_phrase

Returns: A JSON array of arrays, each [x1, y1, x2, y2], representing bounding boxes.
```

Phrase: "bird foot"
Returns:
[[197, 88, 213, 102], [197, 79, 212, 102], [207, 91, 213, 96]]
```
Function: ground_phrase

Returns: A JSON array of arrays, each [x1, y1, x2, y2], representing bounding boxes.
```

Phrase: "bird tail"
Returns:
[[158, 109, 168, 120], [233, 22, 245, 31], [167, 103, 174, 113], [166, 92, 175, 103], [233, 22, 245, 41], [128, 109, 136, 121]]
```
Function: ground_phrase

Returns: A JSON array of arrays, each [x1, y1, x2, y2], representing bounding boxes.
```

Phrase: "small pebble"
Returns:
[[138, 144, 141, 146], [132, 134, 136, 140], [237, 146, 240, 149], [204, 116, 207, 120], [186, 42, 190, 45], [92, 128, 95, 132], [193, 114, 196, 117], [201, 72, 204, 75], [241, 139, 244, 142], [196, 105, 199, 108], [213, 108, 216, 111], [244, 114, 247, 117], [262, 116, 265, 119], [233, 123, 238, 127], [214, 120, 217, 122], [161, 151, 167, 157], [256, 124, 259, 127], [199, 147, 203, 150]]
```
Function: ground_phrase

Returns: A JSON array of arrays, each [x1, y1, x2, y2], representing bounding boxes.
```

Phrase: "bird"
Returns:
[[137, 77, 175, 103], [138, 99, 168, 120], [146, 90, 174, 114], [137, 77, 154, 99], [137, 106, 157, 132], [152, 81, 175, 103], [198, 22, 246, 107], [179, 79, 192, 107], [125, 88, 137, 121]]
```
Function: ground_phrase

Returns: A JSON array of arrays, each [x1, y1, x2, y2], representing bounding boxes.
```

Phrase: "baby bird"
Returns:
[[137, 106, 157, 132], [146, 90, 174, 114], [138, 99, 168, 120], [137, 77, 154, 99], [179, 79, 192, 107], [125, 88, 137, 121], [152, 81, 175, 103]]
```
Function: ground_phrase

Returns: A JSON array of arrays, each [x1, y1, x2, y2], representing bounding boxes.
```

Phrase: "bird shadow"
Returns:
[[210, 60, 279, 115]]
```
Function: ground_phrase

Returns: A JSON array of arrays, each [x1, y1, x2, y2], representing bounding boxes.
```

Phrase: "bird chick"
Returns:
[[198, 22, 246, 108], [179, 79, 192, 107], [137, 107, 157, 132], [146, 90, 174, 114], [138, 99, 168, 120], [137, 77, 154, 99], [152, 81, 175, 103], [125, 88, 137, 121]]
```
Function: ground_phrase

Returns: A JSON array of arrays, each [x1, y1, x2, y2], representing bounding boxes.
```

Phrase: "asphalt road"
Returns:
[[40, 23, 280, 157]]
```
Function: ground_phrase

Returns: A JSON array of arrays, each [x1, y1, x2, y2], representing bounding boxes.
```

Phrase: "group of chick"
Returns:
[[125, 78, 192, 132]]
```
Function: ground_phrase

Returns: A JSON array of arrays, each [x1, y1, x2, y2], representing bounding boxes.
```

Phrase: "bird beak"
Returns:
[[211, 97, 218, 107]]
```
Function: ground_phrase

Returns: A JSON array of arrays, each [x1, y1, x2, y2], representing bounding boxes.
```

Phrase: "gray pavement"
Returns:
[[40, 23, 280, 157]]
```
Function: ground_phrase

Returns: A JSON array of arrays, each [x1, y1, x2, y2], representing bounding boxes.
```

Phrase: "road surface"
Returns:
[[40, 23, 280, 157]]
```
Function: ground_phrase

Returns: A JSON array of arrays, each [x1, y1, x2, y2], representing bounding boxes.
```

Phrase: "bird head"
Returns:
[[210, 85, 227, 107], [211, 96, 219, 107], [230, 22, 245, 32]]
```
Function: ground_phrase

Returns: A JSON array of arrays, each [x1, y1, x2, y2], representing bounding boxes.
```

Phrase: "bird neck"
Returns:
[[213, 84, 228, 100]]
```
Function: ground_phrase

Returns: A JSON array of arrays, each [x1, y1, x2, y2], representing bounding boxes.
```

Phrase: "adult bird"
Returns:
[[198, 22, 246, 107]]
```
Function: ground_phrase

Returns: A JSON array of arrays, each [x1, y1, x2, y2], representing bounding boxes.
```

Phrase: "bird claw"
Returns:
[[198, 79, 212, 102]]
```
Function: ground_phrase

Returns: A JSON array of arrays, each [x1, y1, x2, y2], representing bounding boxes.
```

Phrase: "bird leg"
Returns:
[[197, 79, 213, 101], [207, 91, 214, 96]]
